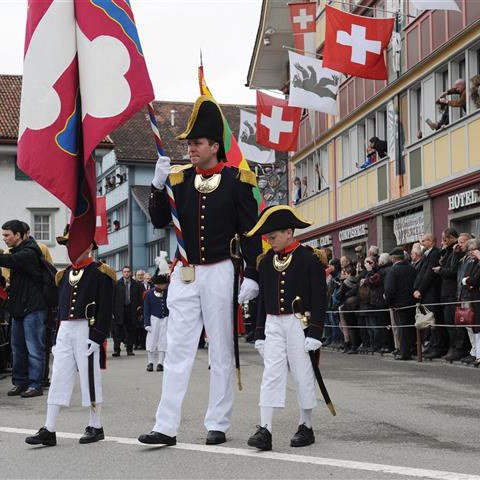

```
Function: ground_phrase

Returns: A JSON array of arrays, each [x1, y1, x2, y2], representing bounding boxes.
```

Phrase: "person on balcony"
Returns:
[[426, 100, 450, 131], [358, 137, 387, 169], [437, 78, 466, 113]]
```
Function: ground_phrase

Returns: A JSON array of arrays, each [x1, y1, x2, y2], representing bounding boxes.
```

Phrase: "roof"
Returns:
[[110, 100, 250, 165], [0, 75, 22, 143], [131, 185, 151, 216]]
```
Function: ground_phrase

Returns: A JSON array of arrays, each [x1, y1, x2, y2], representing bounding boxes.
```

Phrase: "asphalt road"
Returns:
[[1, 342, 480, 480]]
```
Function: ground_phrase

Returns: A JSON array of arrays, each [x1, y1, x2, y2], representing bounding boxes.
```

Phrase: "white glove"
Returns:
[[85, 340, 100, 356], [51, 345, 56, 356], [254, 339, 265, 358], [152, 156, 171, 190], [304, 337, 322, 352], [145, 326, 152, 332], [238, 278, 259, 304], [462, 277, 468, 286]]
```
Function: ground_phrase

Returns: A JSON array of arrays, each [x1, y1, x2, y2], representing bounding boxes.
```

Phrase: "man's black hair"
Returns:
[[2, 220, 26, 237], [443, 227, 459, 238]]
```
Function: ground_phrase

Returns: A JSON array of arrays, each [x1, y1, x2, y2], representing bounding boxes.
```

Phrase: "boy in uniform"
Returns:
[[144, 275, 169, 372], [245, 206, 326, 451], [25, 230, 115, 447]]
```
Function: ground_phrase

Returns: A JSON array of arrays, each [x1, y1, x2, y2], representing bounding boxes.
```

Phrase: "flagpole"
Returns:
[[325, 0, 415, 19], [147, 103, 189, 267], [282, 45, 322, 58]]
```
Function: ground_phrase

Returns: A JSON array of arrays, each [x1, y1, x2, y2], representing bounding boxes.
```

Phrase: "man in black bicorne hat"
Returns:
[[140, 96, 262, 447]]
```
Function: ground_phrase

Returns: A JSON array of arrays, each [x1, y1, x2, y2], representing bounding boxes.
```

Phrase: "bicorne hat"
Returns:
[[177, 96, 226, 161], [56, 224, 98, 250], [245, 205, 312, 237]]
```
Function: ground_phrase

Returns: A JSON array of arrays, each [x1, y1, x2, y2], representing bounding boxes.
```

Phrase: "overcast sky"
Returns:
[[0, 0, 262, 106]]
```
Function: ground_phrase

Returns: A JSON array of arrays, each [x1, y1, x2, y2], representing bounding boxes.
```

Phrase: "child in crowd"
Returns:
[[144, 275, 169, 372]]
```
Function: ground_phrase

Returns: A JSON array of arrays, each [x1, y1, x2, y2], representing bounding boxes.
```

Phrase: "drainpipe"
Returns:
[[128, 166, 133, 269]]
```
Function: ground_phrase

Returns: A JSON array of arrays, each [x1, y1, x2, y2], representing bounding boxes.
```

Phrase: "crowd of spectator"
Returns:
[[321, 230, 480, 366]]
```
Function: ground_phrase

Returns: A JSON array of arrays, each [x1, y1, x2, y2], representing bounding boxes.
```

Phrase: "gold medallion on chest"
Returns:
[[273, 254, 293, 272], [194, 173, 221, 193], [68, 269, 84, 286]]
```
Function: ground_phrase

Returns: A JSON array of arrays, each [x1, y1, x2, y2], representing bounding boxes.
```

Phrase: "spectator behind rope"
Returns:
[[384, 248, 417, 361]]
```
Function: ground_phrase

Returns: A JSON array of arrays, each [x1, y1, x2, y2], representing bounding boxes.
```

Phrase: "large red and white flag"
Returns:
[[288, 2, 317, 55], [256, 91, 301, 152], [410, 0, 460, 11], [18, 0, 154, 261], [323, 5, 394, 80]]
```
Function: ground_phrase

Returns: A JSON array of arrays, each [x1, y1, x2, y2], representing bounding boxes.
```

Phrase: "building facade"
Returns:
[[248, 0, 480, 258], [0, 75, 72, 268]]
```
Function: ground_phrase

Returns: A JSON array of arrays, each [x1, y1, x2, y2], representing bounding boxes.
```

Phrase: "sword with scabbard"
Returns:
[[230, 234, 243, 391], [85, 302, 97, 411], [291, 296, 336, 416]]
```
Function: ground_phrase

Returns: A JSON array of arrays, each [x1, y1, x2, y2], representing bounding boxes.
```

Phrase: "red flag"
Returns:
[[95, 196, 108, 246], [18, 1, 154, 262], [323, 5, 394, 80], [256, 92, 301, 152], [288, 2, 317, 55]]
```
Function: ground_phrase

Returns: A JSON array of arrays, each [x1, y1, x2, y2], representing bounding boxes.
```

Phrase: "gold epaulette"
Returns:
[[313, 248, 328, 266], [55, 269, 66, 287], [256, 247, 272, 270], [238, 168, 257, 187], [98, 263, 117, 282], [256, 252, 267, 270], [169, 164, 194, 186]]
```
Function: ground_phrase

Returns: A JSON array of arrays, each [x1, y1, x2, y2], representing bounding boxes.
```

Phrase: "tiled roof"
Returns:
[[0, 75, 22, 142], [110, 100, 248, 164]]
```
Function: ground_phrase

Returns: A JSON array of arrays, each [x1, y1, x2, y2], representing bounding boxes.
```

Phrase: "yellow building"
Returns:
[[248, 0, 480, 258]]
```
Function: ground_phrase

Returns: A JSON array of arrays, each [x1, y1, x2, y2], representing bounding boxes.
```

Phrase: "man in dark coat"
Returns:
[[384, 248, 417, 360], [414, 233, 445, 359], [112, 266, 140, 356], [433, 228, 467, 361], [0, 220, 47, 397]]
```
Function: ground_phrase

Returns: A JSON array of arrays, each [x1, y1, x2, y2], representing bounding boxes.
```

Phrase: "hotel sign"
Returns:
[[448, 189, 479, 211], [339, 224, 368, 242]]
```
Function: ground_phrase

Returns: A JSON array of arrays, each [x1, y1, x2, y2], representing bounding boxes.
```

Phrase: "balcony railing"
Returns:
[[97, 226, 129, 255]]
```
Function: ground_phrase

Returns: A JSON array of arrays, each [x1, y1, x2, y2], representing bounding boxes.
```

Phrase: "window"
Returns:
[[318, 147, 329, 190], [118, 250, 129, 270], [409, 85, 422, 142], [113, 203, 128, 228], [101, 254, 117, 272], [33, 214, 51, 242], [342, 133, 351, 178], [468, 44, 480, 111], [147, 239, 168, 268]]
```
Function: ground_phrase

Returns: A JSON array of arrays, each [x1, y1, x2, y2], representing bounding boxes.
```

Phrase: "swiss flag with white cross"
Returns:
[[256, 91, 301, 152], [288, 2, 317, 55], [323, 5, 394, 81]]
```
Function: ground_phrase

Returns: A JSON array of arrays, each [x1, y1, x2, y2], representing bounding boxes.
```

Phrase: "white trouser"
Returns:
[[146, 315, 168, 352], [47, 321, 102, 407], [467, 328, 480, 359], [260, 314, 317, 410], [153, 260, 234, 437]]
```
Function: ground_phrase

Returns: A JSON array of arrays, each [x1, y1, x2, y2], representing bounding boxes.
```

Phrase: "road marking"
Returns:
[[2, 426, 479, 480]]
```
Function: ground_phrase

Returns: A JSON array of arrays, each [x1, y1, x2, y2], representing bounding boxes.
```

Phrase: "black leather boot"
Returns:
[[79, 426, 105, 444], [206, 430, 226, 445], [138, 431, 176, 445], [247, 425, 272, 451], [290, 423, 315, 447], [25, 427, 57, 446]]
